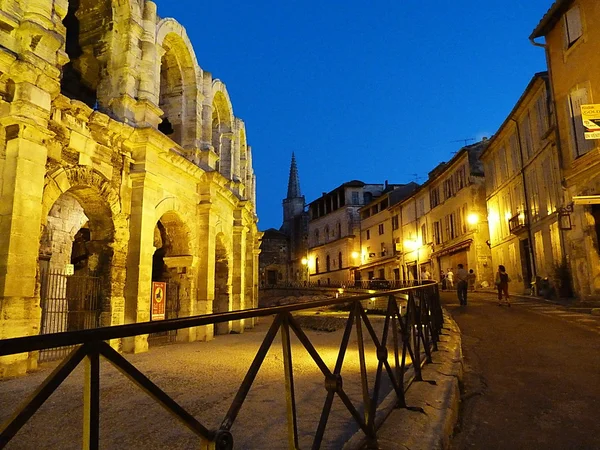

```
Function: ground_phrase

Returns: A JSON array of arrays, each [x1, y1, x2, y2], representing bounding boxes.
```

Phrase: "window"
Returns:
[[535, 93, 549, 139], [378, 269, 385, 279], [315, 257, 319, 274], [497, 147, 508, 184], [324, 225, 329, 241], [509, 134, 520, 175], [363, 192, 373, 204], [541, 156, 557, 215], [351, 191, 359, 204], [433, 221, 441, 244], [315, 229, 320, 245], [338, 252, 343, 268], [337, 222, 342, 237], [378, 224, 384, 235], [421, 223, 427, 245], [392, 214, 399, 230], [366, 229, 371, 240], [520, 113, 533, 160], [380, 242, 386, 256], [485, 160, 496, 191], [456, 165, 466, 190], [430, 187, 440, 208], [568, 86, 595, 158], [416, 198, 425, 217], [564, 5, 583, 48], [326, 255, 331, 272]]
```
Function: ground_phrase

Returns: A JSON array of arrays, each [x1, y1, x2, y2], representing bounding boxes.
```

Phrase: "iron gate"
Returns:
[[149, 281, 180, 344], [39, 270, 102, 362]]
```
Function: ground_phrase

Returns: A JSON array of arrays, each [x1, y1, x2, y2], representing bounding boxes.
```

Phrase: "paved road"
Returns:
[[442, 291, 600, 450]]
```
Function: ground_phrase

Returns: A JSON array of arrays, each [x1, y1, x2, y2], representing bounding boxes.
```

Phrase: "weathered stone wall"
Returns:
[[0, 0, 261, 376]]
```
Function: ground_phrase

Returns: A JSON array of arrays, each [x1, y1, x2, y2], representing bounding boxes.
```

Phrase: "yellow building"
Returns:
[[0, 0, 260, 377], [357, 183, 418, 284], [480, 73, 566, 295], [531, 0, 600, 300], [424, 142, 493, 286]]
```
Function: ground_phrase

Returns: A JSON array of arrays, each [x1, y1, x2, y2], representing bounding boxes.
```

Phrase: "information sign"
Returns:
[[581, 104, 600, 140], [151, 282, 166, 321]]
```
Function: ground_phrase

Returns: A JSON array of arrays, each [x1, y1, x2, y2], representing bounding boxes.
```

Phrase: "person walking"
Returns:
[[496, 265, 511, 306], [440, 270, 446, 290], [456, 264, 469, 305], [468, 269, 476, 292], [446, 268, 454, 289]]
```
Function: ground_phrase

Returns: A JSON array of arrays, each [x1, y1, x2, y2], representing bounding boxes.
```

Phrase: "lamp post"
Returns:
[[301, 257, 309, 285]]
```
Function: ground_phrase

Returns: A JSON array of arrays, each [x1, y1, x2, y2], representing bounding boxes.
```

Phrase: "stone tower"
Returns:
[[281, 153, 305, 234]]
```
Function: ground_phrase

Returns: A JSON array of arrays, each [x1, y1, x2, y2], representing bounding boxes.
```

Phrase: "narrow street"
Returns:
[[442, 291, 600, 450]]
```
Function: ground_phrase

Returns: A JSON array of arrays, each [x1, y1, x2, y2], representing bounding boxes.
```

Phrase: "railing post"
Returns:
[[281, 313, 299, 449], [83, 343, 100, 450]]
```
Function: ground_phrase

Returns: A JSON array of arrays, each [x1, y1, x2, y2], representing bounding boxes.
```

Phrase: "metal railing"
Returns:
[[261, 279, 421, 290], [0, 282, 443, 449]]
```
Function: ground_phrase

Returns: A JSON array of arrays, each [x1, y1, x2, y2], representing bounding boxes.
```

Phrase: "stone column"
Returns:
[[195, 200, 216, 341], [122, 135, 161, 353], [163, 255, 197, 342], [0, 83, 53, 376], [230, 223, 247, 333]]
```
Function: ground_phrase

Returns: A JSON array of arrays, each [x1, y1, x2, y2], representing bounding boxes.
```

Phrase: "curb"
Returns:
[[345, 310, 463, 449]]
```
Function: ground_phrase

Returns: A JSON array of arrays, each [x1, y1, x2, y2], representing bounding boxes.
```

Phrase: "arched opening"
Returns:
[[212, 91, 233, 177], [61, 0, 112, 108], [326, 254, 331, 272], [150, 211, 191, 345], [214, 234, 231, 335], [38, 188, 114, 360], [158, 37, 184, 145]]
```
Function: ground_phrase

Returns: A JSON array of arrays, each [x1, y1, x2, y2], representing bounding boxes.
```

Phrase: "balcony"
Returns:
[[509, 211, 528, 234]]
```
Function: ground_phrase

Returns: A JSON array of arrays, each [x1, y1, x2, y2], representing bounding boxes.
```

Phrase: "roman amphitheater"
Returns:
[[0, 0, 261, 376]]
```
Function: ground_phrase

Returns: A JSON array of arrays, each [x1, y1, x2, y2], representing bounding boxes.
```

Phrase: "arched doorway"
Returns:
[[149, 211, 191, 345], [38, 187, 114, 361], [214, 234, 231, 335]]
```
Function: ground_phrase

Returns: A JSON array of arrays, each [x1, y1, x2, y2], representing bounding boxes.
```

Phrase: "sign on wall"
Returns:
[[581, 104, 600, 139], [151, 282, 166, 321]]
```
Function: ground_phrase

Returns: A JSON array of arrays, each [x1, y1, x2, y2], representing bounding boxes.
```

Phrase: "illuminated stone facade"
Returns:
[[0, 0, 260, 377], [480, 73, 566, 295], [531, 0, 600, 300]]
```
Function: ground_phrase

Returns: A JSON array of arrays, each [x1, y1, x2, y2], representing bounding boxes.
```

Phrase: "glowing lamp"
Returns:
[[467, 213, 479, 225]]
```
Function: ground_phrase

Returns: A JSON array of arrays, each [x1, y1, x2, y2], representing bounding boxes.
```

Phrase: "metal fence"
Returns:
[[262, 279, 422, 290], [0, 282, 443, 450], [39, 270, 102, 362]]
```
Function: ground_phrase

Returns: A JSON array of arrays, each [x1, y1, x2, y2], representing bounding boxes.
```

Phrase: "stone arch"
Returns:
[[58, 0, 139, 109], [155, 19, 202, 148], [211, 81, 235, 178], [39, 167, 124, 333], [214, 231, 232, 335]]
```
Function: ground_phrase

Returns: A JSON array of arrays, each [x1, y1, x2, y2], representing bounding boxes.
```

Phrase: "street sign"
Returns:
[[151, 282, 166, 320], [64, 264, 74, 275], [581, 104, 600, 139]]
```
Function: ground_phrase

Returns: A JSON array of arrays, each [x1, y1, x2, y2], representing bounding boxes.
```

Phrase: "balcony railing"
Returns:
[[0, 283, 443, 450], [509, 211, 528, 234]]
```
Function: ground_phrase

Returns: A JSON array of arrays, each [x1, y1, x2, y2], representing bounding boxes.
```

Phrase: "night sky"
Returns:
[[154, 0, 553, 231]]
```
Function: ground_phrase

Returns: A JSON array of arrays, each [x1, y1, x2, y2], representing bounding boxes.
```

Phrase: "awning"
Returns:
[[432, 239, 473, 257], [573, 195, 600, 205]]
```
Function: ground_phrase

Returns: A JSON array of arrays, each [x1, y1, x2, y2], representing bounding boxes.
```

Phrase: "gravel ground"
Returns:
[[0, 313, 403, 450]]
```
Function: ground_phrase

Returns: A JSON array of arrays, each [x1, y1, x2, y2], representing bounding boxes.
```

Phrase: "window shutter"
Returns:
[[569, 87, 594, 157], [565, 6, 583, 46]]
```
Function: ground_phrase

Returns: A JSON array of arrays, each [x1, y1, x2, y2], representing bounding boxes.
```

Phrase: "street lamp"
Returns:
[[301, 257, 309, 284]]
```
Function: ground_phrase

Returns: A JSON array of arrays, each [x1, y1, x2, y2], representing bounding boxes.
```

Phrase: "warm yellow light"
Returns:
[[467, 213, 479, 225], [404, 239, 418, 251], [504, 212, 512, 220], [351, 251, 359, 259], [301, 257, 308, 265], [518, 212, 525, 221]]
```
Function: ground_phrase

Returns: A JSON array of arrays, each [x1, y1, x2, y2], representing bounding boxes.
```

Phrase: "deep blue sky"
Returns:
[[154, 0, 552, 231]]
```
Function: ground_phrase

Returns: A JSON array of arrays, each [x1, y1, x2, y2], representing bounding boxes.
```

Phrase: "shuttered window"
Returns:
[[568, 86, 595, 158], [564, 6, 583, 48]]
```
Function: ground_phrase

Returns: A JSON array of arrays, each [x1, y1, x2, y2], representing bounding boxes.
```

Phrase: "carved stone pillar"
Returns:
[[230, 224, 247, 333]]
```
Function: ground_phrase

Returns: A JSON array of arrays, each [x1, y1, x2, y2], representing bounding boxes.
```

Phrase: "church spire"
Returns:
[[286, 152, 302, 199]]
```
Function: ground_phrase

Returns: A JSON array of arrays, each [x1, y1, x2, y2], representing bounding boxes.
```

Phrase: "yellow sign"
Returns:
[[581, 104, 600, 140], [151, 282, 166, 320]]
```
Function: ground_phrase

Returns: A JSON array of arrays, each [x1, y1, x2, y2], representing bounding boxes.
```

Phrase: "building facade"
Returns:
[[308, 181, 385, 285], [531, 0, 600, 300], [481, 73, 567, 295], [0, 0, 260, 377], [423, 143, 493, 287], [357, 183, 418, 283]]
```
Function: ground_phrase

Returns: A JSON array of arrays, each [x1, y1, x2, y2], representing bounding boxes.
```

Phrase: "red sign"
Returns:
[[152, 282, 166, 321]]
